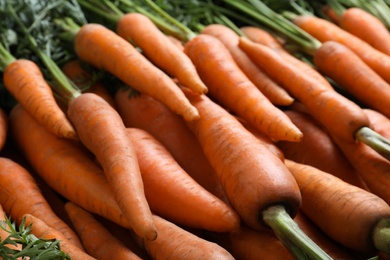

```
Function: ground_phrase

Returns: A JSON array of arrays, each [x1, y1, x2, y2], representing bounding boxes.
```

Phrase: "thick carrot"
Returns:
[[292, 14, 390, 84], [277, 109, 368, 189], [182, 89, 301, 231], [114, 88, 227, 201], [285, 159, 390, 253], [74, 23, 199, 121], [313, 40, 390, 118], [126, 127, 240, 232], [3, 59, 77, 140], [64, 202, 142, 260], [200, 24, 294, 106], [0, 156, 84, 250], [23, 214, 96, 260], [133, 214, 235, 260], [184, 34, 303, 142], [239, 26, 334, 90], [66, 92, 157, 241], [238, 36, 370, 144], [116, 12, 208, 95]]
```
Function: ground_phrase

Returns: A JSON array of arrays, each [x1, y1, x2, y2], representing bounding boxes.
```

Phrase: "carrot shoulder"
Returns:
[[184, 34, 303, 142], [74, 23, 199, 121]]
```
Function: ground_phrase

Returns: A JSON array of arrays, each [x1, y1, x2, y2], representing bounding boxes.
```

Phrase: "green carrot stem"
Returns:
[[355, 127, 390, 161], [263, 205, 332, 260], [373, 218, 390, 255], [0, 42, 16, 72]]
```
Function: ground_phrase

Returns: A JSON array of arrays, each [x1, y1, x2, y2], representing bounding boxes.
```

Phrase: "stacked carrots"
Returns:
[[2, 0, 390, 259]]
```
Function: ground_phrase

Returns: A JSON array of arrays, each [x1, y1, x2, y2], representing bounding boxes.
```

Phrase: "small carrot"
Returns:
[[64, 202, 142, 260], [133, 214, 235, 260], [0, 156, 84, 250], [74, 23, 199, 121], [114, 88, 227, 201], [126, 127, 240, 232], [285, 159, 390, 254], [23, 214, 96, 260], [184, 34, 303, 142], [116, 12, 208, 95], [201, 24, 294, 106]]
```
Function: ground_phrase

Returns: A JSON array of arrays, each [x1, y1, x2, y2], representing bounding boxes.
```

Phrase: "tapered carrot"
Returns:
[[184, 34, 303, 142], [23, 214, 96, 260], [133, 214, 235, 260], [277, 109, 368, 189], [114, 88, 227, 201], [0, 157, 84, 250], [116, 12, 208, 95], [64, 202, 142, 260], [292, 14, 390, 85], [200, 24, 294, 106], [238, 36, 370, 144], [74, 23, 199, 121], [126, 127, 240, 232], [285, 159, 390, 254], [2, 59, 77, 140]]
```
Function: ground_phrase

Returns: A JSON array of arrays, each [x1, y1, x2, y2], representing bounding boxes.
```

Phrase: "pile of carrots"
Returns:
[[2, 0, 390, 259]]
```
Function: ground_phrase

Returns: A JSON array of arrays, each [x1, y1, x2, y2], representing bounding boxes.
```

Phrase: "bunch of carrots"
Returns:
[[1, 0, 390, 259]]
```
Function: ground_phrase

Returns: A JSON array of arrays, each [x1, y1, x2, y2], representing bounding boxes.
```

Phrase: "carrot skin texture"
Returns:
[[201, 24, 294, 106], [65, 202, 142, 260], [3, 59, 77, 140], [313, 41, 390, 118], [183, 89, 302, 231], [126, 127, 240, 232], [114, 89, 228, 201], [74, 23, 199, 121], [116, 13, 208, 95], [184, 34, 303, 142], [23, 214, 96, 260], [135, 215, 235, 260], [293, 15, 390, 85], [238, 36, 370, 143], [0, 157, 84, 250], [286, 159, 390, 253], [67, 92, 156, 241]]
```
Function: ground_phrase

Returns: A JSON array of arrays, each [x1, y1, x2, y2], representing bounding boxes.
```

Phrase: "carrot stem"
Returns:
[[355, 127, 390, 161], [263, 205, 332, 260], [0, 42, 15, 72], [373, 218, 390, 255]]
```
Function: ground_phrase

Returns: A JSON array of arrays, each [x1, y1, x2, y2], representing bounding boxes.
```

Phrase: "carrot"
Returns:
[[0, 156, 84, 250], [200, 24, 294, 106], [114, 88, 227, 201], [238, 36, 370, 144], [285, 159, 390, 254], [126, 127, 240, 232], [23, 214, 96, 260], [133, 214, 235, 260], [277, 109, 368, 189], [0, 107, 8, 152], [184, 34, 303, 142], [64, 202, 142, 260], [364, 109, 390, 140], [74, 23, 199, 121], [292, 14, 390, 85], [116, 12, 208, 95], [2, 59, 77, 140]]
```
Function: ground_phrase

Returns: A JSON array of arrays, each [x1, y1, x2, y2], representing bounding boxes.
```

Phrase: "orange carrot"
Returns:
[[0, 156, 84, 250], [114, 88, 227, 201], [3, 59, 77, 140], [292, 14, 390, 84], [23, 214, 96, 260], [364, 109, 390, 140], [126, 127, 240, 232], [183, 89, 301, 231], [64, 202, 142, 260], [238, 36, 370, 144], [277, 109, 368, 189], [0, 107, 7, 152], [74, 23, 199, 121], [201, 24, 294, 106], [184, 34, 303, 142], [116, 12, 208, 95], [285, 159, 390, 253], [133, 214, 235, 259]]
